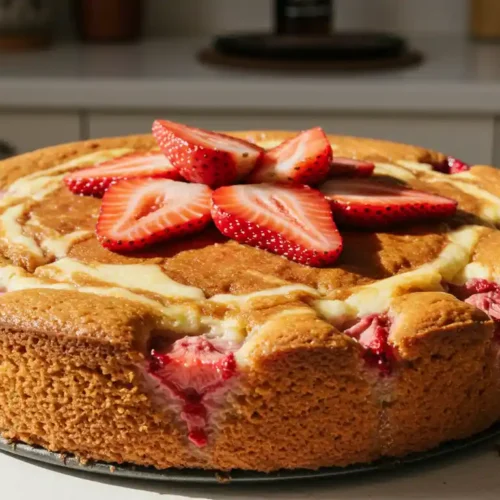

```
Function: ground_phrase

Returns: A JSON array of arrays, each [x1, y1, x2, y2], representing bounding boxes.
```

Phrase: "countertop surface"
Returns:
[[1, 440, 500, 499], [1, 35, 500, 113]]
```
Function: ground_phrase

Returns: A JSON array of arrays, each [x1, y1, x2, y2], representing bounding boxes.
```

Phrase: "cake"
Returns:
[[0, 120, 499, 473]]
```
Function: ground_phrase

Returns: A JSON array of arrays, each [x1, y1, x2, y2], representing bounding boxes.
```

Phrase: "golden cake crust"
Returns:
[[0, 130, 499, 472]]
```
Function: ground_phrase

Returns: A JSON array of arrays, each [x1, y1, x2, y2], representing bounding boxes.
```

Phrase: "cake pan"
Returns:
[[1, 422, 500, 484]]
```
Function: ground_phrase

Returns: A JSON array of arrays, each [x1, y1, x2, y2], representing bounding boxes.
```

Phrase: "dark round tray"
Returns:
[[213, 32, 408, 61], [2, 422, 500, 484]]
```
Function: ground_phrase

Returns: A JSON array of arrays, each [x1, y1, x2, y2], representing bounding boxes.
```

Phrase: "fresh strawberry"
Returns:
[[64, 152, 180, 197], [152, 119, 264, 187], [432, 156, 470, 174], [329, 157, 374, 178], [247, 127, 332, 185], [345, 314, 396, 376], [96, 178, 212, 252], [320, 178, 457, 229], [211, 183, 343, 267], [149, 336, 238, 447]]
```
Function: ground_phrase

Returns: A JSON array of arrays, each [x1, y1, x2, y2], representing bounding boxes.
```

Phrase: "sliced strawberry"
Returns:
[[64, 152, 180, 197], [96, 178, 212, 252], [432, 156, 470, 174], [247, 127, 332, 185], [329, 157, 374, 178], [152, 119, 264, 188], [320, 178, 457, 229], [345, 314, 396, 376], [211, 183, 342, 267], [149, 336, 238, 447]]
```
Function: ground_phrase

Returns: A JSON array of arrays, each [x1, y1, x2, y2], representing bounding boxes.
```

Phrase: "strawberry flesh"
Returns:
[[320, 178, 458, 229], [448, 278, 500, 300], [152, 119, 263, 188], [329, 157, 374, 178], [96, 178, 212, 252], [211, 183, 343, 267], [465, 291, 500, 340], [247, 127, 332, 185], [148, 336, 238, 447], [64, 152, 180, 197], [345, 314, 396, 376], [432, 156, 470, 174]]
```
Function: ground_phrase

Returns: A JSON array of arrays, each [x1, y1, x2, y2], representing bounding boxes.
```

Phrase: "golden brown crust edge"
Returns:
[[0, 290, 499, 471]]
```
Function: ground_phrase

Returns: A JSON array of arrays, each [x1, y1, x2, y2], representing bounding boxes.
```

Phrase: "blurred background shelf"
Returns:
[[0, 1, 500, 166]]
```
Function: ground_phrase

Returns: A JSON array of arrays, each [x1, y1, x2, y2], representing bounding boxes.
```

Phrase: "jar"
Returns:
[[73, 0, 143, 43], [0, 0, 54, 50], [470, 0, 500, 40]]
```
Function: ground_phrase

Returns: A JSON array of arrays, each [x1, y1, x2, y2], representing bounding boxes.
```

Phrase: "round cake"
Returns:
[[0, 121, 499, 473]]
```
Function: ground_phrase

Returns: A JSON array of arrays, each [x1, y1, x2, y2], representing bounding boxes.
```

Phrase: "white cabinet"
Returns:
[[87, 112, 494, 166], [494, 118, 500, 167], [0, 111, 80, 157]]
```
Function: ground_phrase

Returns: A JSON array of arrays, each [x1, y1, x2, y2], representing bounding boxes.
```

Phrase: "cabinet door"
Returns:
[[494, 118, 500, 167], [87, 112, 494, 166], [0, 111, 80, 158]]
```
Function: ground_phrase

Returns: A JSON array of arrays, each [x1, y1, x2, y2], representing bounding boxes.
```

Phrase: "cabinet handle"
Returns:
[[0, 140, 16, 160]]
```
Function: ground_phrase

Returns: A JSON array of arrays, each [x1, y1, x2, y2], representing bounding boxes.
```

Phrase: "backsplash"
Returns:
[[54, 0, 468, 38]]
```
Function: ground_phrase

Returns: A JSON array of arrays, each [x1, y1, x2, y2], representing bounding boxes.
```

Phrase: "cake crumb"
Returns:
[[109, 465, 116, 473], [215, 472, 232, 484]]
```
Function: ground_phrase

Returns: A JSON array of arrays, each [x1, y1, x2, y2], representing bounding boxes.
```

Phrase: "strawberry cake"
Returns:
[[0, 120, 499, 473]]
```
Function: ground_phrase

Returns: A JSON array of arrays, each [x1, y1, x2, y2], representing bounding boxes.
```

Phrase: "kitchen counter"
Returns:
[[1, 439, 500, 499], [0, 35, 499, 113], [1, 35, 500, 167]]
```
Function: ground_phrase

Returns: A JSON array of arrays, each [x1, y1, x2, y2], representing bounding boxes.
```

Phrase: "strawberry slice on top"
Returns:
[[247, 127, 332, 185], [152, 119, 264, 188], [64, 152, 180, 197], [329, 157, 375, 178], [320, 178, 458, 229], [211, 183, 343, 267], [96, 178, 212, 252]]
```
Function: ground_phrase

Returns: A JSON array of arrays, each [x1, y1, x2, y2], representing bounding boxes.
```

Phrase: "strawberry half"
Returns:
[[152, 119, 264, 188], [96, 178, 212, 252], [247, 127, 332, 185], [320, 178, 458, 229], [64, 152, 180, 197], [329, 157, 375, 178], [211, 183, 343, 267]]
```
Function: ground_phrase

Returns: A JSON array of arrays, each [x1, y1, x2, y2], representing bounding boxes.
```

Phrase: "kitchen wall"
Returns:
[[55, 0, 469, 38]]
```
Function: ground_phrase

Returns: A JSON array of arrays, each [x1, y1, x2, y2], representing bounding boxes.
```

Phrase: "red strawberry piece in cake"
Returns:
[[466, 292, 500, 322], [211, 183, 343, 267], [247, 127, 332, 185], [432, 156, 470, 174], [149, 336, 238, 447], [448, 278, 500, 300], [64, 152, 180, 197], [152, 119, 264, 187], [345, 314, 396, 375], [329, 157, 375, 178], [96, 178, 212, 252], [320, 178, 458, 229]]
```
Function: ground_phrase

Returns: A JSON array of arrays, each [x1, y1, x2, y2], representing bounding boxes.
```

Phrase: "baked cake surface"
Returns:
[[0, 129, 499, 472]]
